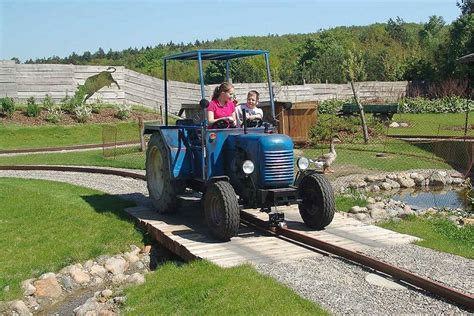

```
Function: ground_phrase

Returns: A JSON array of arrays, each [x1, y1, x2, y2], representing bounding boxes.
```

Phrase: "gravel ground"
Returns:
[[1, 168, 472, 314]]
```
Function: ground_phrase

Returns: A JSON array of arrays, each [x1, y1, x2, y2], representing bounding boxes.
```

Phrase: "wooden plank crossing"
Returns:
[[125, 202, 419, 267]]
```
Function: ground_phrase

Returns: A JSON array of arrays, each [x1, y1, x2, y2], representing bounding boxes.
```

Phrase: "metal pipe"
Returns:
[[198, 52, 207, 181], [164, 60, 168, 126], [265, 53, 275, 121], [226, 60, 230, 82]]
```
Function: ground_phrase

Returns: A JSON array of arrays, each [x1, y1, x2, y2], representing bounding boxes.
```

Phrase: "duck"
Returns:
[[315, 136, 340, 174]]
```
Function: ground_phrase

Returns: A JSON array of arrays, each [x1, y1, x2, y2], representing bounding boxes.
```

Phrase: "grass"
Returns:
[[387, 113, 474, 137], [0, 121, 140, 149], [124, 260, 328, 315], [336, 193, 368, 212], [0, 178, 144, 301], [0, 148, 146, 170], [379, 215, 474, 259]]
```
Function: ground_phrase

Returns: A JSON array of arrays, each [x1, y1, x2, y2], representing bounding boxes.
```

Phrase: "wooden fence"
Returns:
[[0, 60, 408, 114]]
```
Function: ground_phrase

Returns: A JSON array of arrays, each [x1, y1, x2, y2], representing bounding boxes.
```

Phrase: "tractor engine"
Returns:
[[225, 133, 295, 208]]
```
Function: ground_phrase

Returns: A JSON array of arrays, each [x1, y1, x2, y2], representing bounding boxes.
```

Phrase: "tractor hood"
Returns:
[[226, 133, 294, 188]]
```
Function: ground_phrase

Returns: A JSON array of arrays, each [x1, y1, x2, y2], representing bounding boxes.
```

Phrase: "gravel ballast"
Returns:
[[1, 168, 472, 314]]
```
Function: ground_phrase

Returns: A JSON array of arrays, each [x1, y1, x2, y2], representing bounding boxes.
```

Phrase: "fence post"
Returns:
[[139, 117, 146, 152]]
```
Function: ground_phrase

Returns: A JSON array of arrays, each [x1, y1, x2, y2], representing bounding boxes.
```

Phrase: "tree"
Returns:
[[10, 57, 20, 64]]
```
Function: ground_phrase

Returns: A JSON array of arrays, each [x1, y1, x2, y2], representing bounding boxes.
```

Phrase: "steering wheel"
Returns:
[[246, 118, 263, 128], [213, 119, 232, 129]]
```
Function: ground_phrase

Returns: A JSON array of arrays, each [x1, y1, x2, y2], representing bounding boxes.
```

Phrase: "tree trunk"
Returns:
[[350, 81, 369, 144]]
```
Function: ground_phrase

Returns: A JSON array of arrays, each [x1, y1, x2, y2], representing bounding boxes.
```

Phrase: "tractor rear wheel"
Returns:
[[146, 133, 183, 213], [204, 181, 240, 241], [298, 173, 335, 229]]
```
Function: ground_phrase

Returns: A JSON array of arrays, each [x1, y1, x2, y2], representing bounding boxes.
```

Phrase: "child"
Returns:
[[235, 90, 263, 127]]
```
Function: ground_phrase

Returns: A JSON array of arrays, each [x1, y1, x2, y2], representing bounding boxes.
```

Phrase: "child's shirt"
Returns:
[[235, 104, 263, 127]]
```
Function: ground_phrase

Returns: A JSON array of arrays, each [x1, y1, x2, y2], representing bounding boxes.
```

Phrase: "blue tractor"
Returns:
[[144, 49, 335, 241]]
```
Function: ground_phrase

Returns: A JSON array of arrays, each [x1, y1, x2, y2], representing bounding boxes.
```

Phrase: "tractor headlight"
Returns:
[[297, 157, 310, 170], [242, 160, 255, 175]]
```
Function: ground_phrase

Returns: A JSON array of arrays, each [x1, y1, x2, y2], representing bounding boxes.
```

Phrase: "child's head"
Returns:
[[246, 90, 259, 108]]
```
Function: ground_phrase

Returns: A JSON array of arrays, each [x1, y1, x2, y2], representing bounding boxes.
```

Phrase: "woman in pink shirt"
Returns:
[[207, 82, 238, 128]]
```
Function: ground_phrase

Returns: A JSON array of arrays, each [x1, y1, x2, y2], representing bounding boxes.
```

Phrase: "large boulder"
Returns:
[[430, 171, 447, 186], [34, 277, 62, 298]]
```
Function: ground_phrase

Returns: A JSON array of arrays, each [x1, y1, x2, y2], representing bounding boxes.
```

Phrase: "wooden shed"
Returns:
[[180, 100, 318, 143]]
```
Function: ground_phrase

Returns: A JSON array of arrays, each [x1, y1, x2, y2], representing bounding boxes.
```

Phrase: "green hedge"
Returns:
[[398, 96, 472, 114]]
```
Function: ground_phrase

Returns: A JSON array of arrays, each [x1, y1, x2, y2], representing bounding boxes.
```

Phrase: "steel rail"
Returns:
[[0, 165, 471, 310], [240, 211, 474, 311]]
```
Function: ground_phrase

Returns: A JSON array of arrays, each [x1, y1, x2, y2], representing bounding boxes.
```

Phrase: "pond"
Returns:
[[391, 187, 472, 211]]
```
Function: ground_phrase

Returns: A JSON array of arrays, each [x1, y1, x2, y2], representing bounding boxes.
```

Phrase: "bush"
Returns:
[[74, 104, 92, 123], [42, 94, 55, 111], [116, 103, 132, 120], [91, 96, 103, 114], [309, 116, 385, 143], [1, 97, 15, 118], [318, 98, 346, 114], [26, 96, 41, 117], [46, 105, 62, 124], [398, 96, 473, 114]]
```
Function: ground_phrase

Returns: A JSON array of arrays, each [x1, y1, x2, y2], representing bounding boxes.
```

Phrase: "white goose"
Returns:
[[315, 137, 340, 174]]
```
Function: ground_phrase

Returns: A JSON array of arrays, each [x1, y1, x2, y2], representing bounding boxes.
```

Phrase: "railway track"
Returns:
[[1, 165, 473, 311]]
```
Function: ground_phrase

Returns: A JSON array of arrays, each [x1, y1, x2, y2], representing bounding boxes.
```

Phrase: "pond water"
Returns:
[[391, 187, 472, 211]]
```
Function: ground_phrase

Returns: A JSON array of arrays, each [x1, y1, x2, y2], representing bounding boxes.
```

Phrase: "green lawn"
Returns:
[[379, 215, 474, 259], [387, 113, 474, 136], [0, 148, 146, 170], [336, 194, 368, 212], [0, 178, 144, 301], [0, 121, 140, 150], [124, 260, 328, 315]]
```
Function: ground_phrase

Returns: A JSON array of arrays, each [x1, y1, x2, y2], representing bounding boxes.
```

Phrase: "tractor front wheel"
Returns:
[[298, 173, 335, 229], [146, 133, 183, 213], [204, 181, 240, 241]]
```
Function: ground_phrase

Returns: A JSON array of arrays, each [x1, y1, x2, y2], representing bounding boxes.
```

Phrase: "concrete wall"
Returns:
[[0, 61, 408, 114]]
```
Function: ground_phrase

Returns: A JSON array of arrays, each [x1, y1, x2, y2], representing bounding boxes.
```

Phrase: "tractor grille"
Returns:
[[262, 150, 294, 187]]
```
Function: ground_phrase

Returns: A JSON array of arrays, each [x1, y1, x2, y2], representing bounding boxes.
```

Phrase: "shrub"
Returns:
[[46, 105, 62, 124], [91, 96, 103, 114], [26, 96, 41, 117], [42, 94, 55, 111], [116, 103, 132, 120], [74, 104, 92, 123], [309, 116, 385, 143], [1, 97, 15, 118], [398, 96, 472, 114], [318, 98, 346, 114]]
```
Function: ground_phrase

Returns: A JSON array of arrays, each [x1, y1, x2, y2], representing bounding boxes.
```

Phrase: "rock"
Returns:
[[60, 275, 75, 290], [101, 289, 113, 298], [123, 252, 140, 264], [84, 260, 94, 270], [389, 122, 400, 128], [70, 267, 91, 284], [386, 174, 398, 180], [111, 274, 127, 285], [452, 177, 463, 185], [3, 285, 10, 292], [366, 197, 376, 204], [409, 172, 419, 179], [367, 202, 385, 210], [386, 179, 400, 189], [430, 171, 447, 186], [34, 277, 62, 298], [113, 296, 127, 304], [399, 122, 409, 128], [380, 182, 391, 190], [10, 300, 32, 316], [461, 218, 474, 225], [398, 177, 415, 188], [92, 277, 104, 286], [414, 175, 425, 186], [126, 273, 146, 285], [73, 297, 99, 316], [105, 257, 129, 275], [403, 205, 412, 212], [349, 180, 367, 189], [130, 244, 141, 256], [21, 280, 36, 296], [349, 206, 368, 214], [364, 175, 379, 182], [354, 213, 368, 221], [131, 261, 145, 271], [448, 215, 460, 224], [39, 272, 56, 280], [370, 208, 389, 220], [25, 296, 39, 308], [90, 265, 107, 279], [96, 255, 111, 266], [371, 185, 380, 192]]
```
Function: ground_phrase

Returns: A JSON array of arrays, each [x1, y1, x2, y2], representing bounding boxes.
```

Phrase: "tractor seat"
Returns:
[[176, 118, 196, 126]]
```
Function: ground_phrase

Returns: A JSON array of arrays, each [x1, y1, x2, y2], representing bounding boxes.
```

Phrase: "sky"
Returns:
[[0, 0, 461, 62]]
